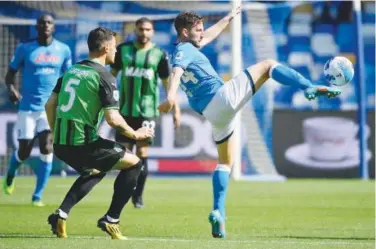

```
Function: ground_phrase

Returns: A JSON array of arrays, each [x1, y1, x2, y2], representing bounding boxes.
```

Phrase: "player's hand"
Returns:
[[158, 99, 174, 113], [228, 5, 242, 21], [8, 88, 22, 105], [134, 127, 154, 140], [173, 111, 181, 129]]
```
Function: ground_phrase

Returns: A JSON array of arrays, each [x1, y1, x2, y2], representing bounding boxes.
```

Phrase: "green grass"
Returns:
[[0, 177, 374, 249]]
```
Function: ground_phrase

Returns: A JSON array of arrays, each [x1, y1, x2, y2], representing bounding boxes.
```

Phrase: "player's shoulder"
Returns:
[[53, 39, 71, 51], [151, 44, 166, 53], [151, 45, 168, 59], [176, 42, 196, 51], [78, 60, 114, 81]]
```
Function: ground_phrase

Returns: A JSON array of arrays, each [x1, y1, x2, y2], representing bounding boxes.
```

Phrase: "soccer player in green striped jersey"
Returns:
[[111, 17, 181, 209], [44, 27, 154, 240]]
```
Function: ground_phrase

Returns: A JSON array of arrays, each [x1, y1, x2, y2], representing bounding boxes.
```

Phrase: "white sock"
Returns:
[[106, 215, 119, 223], [214, 164, 231, 172], [58, 209, 68, 219]]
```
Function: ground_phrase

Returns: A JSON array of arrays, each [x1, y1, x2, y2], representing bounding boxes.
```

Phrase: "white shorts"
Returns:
[[202, 69, 255, 143], [16, 111, 50, 140]]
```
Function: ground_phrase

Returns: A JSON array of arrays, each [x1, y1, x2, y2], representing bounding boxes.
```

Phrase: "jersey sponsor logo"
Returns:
[[35, 52, 60, 63], [68, 68, 90, 77], [36, 67, 57, 75], [175, 51, 183, 61], [124, 66, 154, 80]]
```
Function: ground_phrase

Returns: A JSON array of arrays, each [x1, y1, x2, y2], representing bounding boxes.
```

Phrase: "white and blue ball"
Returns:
[[323, 56, 354, 86]]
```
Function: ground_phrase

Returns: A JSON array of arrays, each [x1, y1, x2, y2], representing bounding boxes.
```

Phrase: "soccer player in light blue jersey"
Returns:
[[3, 14, 72, 207], [158, 6, 341, 238]]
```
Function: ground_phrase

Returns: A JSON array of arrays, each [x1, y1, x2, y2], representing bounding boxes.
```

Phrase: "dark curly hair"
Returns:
[[174, 11, 203, 36]]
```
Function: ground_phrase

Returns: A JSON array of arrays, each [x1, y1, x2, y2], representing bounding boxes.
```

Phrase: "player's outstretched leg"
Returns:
[[3, 150, 22, 195], [246, 59, 341, 101], [268, 62, 341, 100], [98, 157, 142, 240]]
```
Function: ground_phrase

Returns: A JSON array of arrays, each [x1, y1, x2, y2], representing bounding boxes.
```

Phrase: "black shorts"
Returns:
[[54, 138, 129, 175], [115, 116, 155, 145]]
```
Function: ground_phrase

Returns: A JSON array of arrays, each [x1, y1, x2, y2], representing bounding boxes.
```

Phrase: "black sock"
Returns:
[[59, 172, 106, 214], [133, 157, 148, 202], [106, 161, 142, 219]]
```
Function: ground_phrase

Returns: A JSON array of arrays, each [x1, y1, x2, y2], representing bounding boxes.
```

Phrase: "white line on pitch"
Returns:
[[0, 234, 373, 245]]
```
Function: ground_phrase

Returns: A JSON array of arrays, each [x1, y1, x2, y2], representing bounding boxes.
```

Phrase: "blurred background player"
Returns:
[[111, 17, 181, 209], [3, 14, 72, 207], [158, 7, 341, 238], [45, 27, 154, 239]]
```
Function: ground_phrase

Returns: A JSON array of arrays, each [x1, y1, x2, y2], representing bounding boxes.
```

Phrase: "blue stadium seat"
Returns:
[[336, 24, 356, 53], [313, 24, 335, 34]]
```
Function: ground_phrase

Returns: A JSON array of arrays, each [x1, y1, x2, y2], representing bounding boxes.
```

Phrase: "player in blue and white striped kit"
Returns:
[[158, 7, 341, 238], [3, 14, 72, 207]]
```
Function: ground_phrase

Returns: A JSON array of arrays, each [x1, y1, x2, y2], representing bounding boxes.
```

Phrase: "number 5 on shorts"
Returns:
[[61, 79, 80, 112]]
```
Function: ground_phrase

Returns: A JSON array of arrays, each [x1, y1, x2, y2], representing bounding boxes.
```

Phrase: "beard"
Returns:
[[189, 39, 201, 48], [137, 36, 150, 44]]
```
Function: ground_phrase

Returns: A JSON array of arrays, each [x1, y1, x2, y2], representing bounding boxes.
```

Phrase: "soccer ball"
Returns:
[[323, 56, 354, 86]]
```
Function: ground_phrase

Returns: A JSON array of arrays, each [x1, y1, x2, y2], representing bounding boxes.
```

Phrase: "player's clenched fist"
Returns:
[[158, 99, 174, 113]]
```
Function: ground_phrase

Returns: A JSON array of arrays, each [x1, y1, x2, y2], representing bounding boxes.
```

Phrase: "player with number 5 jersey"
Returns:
[[45, 27, 154, 239]]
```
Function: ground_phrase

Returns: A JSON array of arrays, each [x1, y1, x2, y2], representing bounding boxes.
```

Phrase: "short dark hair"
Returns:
[[174, 11, 203, 36], [87, 27, 116, 52], [135, 17, 153, 28]]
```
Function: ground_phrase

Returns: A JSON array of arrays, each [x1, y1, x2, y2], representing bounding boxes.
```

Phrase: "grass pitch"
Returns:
[[0, 177, 374, 249]]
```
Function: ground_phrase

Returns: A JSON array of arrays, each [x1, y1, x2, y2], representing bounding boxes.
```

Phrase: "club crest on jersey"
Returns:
[[124, 66, 154, 80], [35, 52, 60, 63]]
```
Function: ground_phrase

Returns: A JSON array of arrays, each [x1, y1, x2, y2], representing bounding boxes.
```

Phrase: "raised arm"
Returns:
[[199, 5, 241, 48]]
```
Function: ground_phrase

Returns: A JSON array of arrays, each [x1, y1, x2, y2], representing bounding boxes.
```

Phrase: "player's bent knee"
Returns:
[[40, 144, 53, 154], [136, 145, 148, 158], [263, 59, 278, 69], [18, 149, 32, 161], [18, 142, 33, 161], [112, 153, 140, 171]]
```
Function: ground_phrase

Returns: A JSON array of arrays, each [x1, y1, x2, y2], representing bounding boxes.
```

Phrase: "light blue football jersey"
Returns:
[[171, 42, 223, 114], [9, 39, 72, 111]]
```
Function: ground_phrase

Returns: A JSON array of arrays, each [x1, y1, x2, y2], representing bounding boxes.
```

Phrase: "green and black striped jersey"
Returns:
[[53, 60, 119, 146], [111, 42, 169, 118]]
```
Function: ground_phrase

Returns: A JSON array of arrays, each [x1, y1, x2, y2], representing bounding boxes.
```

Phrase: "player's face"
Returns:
[[36, 15, 55, 38], [188, 21, 204, 48], [135, 22, 154, 45], [105, 36, 117, 65]]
